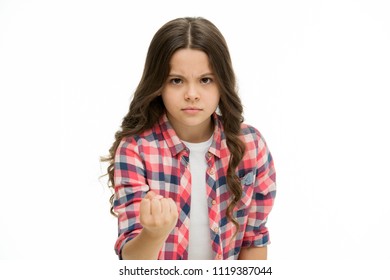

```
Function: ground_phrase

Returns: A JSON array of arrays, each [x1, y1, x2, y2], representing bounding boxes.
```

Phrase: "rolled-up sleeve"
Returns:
[[242, 130, 276, 247], [113, 137, 150, 258]]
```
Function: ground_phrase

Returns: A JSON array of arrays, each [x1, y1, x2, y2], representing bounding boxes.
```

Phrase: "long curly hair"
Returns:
[[101, 17, 246, 234]]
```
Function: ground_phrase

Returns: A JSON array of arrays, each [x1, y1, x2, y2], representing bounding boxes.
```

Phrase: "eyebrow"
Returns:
[[168, 72, 215, 78]]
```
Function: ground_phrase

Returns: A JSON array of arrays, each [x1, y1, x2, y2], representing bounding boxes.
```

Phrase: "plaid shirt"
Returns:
[[114, 113, 276, 260]]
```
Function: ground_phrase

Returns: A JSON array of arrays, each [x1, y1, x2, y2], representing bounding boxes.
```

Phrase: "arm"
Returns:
[[113, 138, 178, 259], [238, 246, 267, 260], [241, 130, 276, 258], [121, 227, 167, 260], [121, 191, 178, 260]]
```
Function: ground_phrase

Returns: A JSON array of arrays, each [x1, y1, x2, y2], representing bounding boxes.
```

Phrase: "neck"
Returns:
[[179, 126, 213, 143], [172, 117, 214, 143]]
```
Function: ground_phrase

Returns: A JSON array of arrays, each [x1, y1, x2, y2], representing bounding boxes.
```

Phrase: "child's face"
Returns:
[[161, 48, 220, 142]]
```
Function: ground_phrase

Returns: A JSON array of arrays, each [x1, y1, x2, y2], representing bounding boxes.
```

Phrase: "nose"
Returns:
[[184, 84, 200, 101]]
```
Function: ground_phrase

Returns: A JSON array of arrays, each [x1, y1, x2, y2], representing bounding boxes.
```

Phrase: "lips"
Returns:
[[182, 107, 202, 111], [181, 107, 203, 114]]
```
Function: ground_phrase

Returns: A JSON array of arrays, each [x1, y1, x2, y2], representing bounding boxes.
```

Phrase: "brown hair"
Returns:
[[101, 17, 246, 234]]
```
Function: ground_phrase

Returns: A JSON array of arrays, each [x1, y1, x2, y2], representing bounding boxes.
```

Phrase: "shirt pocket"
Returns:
[[235, 171, 255, 214]]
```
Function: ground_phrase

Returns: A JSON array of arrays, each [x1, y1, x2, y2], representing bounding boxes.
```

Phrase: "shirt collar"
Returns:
[[158, 112, 225, 158]]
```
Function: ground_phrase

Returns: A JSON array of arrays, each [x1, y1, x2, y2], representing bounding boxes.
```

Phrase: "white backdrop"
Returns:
[[1, 0, 389, 260]]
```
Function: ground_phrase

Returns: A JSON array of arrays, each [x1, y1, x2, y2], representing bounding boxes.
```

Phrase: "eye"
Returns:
[[200, 77, 213, 84], [170, 78, 183, 85]]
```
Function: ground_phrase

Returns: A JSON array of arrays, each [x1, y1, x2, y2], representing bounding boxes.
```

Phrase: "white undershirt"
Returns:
[[182, 135, 214, 260]]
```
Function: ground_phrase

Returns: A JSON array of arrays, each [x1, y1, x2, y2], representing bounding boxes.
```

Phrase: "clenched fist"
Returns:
[[139, 191, 178, 239]]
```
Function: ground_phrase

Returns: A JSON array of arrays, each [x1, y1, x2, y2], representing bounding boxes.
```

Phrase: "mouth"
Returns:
[[181, 107, 203, 114], [182, 107, 202, 111]]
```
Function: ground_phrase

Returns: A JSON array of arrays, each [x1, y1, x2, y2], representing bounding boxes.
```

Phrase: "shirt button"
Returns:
[[217, 254, 222, 260], [213, 227, 219, 233], [211, 200, 216, 205], [209, 168, 215, 175]]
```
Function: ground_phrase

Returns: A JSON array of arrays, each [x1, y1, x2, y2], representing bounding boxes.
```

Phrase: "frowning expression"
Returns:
[[161, 48, 220, 142]]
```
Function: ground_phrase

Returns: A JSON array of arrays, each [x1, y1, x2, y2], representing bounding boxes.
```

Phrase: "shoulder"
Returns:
[[215, 113, 262, 141], [239, 122, 266, 149], [116, 126, 161, 156], [240, 122, 260, 137]]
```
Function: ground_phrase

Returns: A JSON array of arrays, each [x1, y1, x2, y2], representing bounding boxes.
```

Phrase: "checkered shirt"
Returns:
[[113, 113, 276, 260]]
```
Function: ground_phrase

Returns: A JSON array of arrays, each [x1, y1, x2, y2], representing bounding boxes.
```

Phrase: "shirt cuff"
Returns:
[[242, 230, 271, 248], [115, 229, 141, 259]]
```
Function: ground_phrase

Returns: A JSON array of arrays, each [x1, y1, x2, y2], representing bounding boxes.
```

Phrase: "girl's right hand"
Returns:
[[139, 191, 178, 239]]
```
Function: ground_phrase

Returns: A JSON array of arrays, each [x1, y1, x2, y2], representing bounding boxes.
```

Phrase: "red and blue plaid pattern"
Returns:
[[114, 113, 276, 260]]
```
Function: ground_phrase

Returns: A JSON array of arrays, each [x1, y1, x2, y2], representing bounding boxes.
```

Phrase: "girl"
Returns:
[[102, 17, 276, 260]]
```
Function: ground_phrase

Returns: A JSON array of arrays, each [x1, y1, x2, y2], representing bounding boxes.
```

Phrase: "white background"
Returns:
[[0, 0, 389, 261]]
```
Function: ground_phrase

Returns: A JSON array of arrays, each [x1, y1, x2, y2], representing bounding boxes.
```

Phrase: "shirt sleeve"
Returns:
[[242, 130, 276, 247], [113, 137, 150, 259]]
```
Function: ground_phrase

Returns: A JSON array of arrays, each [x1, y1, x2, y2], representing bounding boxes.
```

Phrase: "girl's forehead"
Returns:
[[169, 49, 213, 76]]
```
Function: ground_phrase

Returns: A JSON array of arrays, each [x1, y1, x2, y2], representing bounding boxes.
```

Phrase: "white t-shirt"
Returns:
[[182, 135, 214, 260]]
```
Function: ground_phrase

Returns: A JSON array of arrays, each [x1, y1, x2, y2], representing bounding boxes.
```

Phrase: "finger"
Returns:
[[151, 197, 162, 216], [145, 190, 163, 200], [145, 190, 156, 199], [140, 197, 151, 218], [160, 198, 170, 214], [168, 198, 178, 214]]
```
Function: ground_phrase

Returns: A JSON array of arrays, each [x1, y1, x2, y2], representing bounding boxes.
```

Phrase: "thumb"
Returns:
[[145, 190, 163, 200]]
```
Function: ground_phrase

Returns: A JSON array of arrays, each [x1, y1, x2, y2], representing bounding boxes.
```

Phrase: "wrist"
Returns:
[[140, 228, 170, 244]]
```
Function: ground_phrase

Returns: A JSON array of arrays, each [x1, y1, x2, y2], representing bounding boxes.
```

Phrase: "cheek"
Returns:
[[160, 89, 169, 102], [161, 92, 176, 109], [160, 94, 168, 108], [213, 92, 221, 106]]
